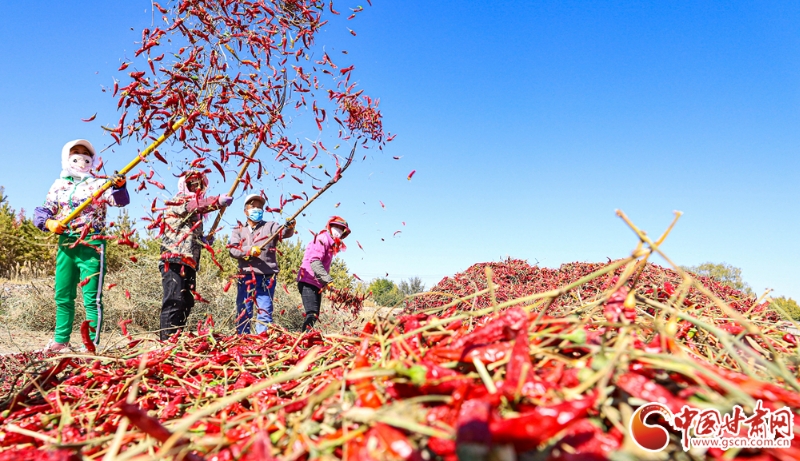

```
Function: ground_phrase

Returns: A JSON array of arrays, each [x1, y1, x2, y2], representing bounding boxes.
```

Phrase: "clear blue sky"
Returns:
[[1, 1, 798, 299]]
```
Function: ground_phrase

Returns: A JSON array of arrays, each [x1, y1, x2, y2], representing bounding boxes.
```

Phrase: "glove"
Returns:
[[46, 219, 66, 234], [218, 195, 233, 207], [285, 219, 296, 232], [111, 173, 126, 189], [249, 246, 262, 257], [202, 234, 215, 246]]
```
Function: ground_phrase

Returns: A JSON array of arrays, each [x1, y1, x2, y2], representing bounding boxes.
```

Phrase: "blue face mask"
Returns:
[[247, 209, 264, 222]]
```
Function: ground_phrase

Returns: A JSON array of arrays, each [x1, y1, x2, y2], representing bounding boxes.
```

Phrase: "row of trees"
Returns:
[[367, 277, 426, 308], [0, 188, 55, 279], [682, 262, 799, 320], [0, 188, 422, 306], [2, 188, 796, 315]]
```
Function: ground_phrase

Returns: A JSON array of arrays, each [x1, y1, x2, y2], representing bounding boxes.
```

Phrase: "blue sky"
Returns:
[[1, 1, 798, 299]]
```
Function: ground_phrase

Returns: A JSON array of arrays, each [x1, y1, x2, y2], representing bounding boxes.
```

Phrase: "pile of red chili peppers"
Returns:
[[0, 256, 798, 460]]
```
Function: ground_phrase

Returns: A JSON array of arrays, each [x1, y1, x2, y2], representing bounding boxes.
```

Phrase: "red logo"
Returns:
[[630, 403, 672, 452]]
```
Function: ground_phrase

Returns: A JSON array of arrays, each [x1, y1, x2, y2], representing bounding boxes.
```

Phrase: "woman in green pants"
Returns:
[[33, 139, 129, 353]]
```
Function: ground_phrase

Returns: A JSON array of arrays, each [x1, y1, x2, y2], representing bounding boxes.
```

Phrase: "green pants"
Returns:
[[54, 234, 106, 345]]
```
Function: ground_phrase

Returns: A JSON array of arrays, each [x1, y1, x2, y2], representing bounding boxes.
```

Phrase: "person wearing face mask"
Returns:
[[228, 194, 296, 334], [297, 216, 351, 331], [158, 170, 233, 340], [33, 139, 129, 353]]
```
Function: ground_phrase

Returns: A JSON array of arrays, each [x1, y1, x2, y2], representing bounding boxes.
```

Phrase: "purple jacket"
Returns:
[[229, 221, 295, 276], [297, 232, 336, 289]]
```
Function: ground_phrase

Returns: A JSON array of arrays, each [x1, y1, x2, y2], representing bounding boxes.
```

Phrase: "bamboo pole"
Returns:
[[59, 117, 187, 226], [251, 142, 357, 251], [207, 139, 263, 236]]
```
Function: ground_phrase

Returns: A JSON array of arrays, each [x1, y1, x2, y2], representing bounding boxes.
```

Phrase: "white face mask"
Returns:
[[330, 227, 343, 239], [68, 153, 93, 175]]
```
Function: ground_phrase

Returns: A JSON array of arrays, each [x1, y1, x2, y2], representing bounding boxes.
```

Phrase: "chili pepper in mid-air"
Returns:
[[80, 321, 97, 354], [119, 319, 133, 338]]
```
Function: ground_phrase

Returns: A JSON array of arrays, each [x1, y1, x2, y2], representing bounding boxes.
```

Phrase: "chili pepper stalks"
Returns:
[[0, 214, 798, 461]]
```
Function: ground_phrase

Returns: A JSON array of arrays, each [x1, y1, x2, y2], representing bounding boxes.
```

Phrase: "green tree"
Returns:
[[399, 277, 425, 296], [369, 278, 404, 307], [680, 262, 753, 295], [0, 187, 55, 278], [771, 296, 800, 322]]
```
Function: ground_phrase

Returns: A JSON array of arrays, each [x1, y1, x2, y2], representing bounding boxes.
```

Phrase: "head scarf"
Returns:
[[61, 139, 99, 180]]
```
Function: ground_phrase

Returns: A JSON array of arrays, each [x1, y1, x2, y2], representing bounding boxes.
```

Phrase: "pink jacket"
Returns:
[[297, 232, 336, 288]]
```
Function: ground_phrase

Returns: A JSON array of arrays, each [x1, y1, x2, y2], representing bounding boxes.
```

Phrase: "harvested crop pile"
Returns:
[[1, 235, 799, 460], [409, 258, 777, 322]]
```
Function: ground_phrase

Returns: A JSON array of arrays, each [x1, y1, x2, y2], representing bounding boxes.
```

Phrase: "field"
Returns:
[[1, 1, 797, 460], [1, 214, 799, 460]]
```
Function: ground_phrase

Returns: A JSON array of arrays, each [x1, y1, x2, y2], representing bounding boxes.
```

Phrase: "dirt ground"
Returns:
[[0, 327, 52, 355]]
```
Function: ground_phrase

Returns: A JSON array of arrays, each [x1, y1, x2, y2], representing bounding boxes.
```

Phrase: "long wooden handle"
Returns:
[[207, 139, 263, 235], [253, 142, 357, 249], [59, 117, 187, 226]]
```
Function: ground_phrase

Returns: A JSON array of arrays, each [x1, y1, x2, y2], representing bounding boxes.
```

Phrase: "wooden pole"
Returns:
[[59, 117, 187, 226], [207, 139, 263, 236], [252, 142, 357, 250]]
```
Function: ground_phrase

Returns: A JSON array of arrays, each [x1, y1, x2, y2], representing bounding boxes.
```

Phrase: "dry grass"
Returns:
[[0, 253, 362, 347]]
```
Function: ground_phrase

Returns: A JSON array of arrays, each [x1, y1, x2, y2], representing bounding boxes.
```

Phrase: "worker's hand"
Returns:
[[46, 219, 66, 235], [284, 219, 296, 233], [111, 173, 126, 189], [218, 195, 234, 207], [249, 246, 262, 257], [319, 283, 331, 294], [202, 234, 215, 246]]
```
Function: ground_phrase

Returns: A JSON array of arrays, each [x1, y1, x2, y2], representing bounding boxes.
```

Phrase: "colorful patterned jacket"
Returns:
[[33, 176, 130, 235], [159, 193, 226, 269]]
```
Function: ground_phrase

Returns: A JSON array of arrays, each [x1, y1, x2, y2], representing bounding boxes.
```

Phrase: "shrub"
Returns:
[[369, 277, 404, 307], [772, 296, 800, 322]]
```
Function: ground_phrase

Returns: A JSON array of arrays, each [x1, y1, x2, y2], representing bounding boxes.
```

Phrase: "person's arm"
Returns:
[[186, 195, 233, 215], [305, 237, 333, 286], [34, 183, 61, 232], [228, 226, 249, 259], [108, 174, 130, 207], [310, 260, 334, 286], [281, 220, 296, 239], [33, 207, 54, 231]]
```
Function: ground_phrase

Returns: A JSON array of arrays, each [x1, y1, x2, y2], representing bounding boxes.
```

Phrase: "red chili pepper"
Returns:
[[615, 372, 685, 413], [118, 319, 133, 338], [350, 338, 382, 408], [502, 318, 532, 398], [489, 392, 597, 452], [372, 423, 418, 460], [549, 418, 623, 461], [1, 358, 73, 414], [80, 320, 96, 354], [118, 403, 188, 447]]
